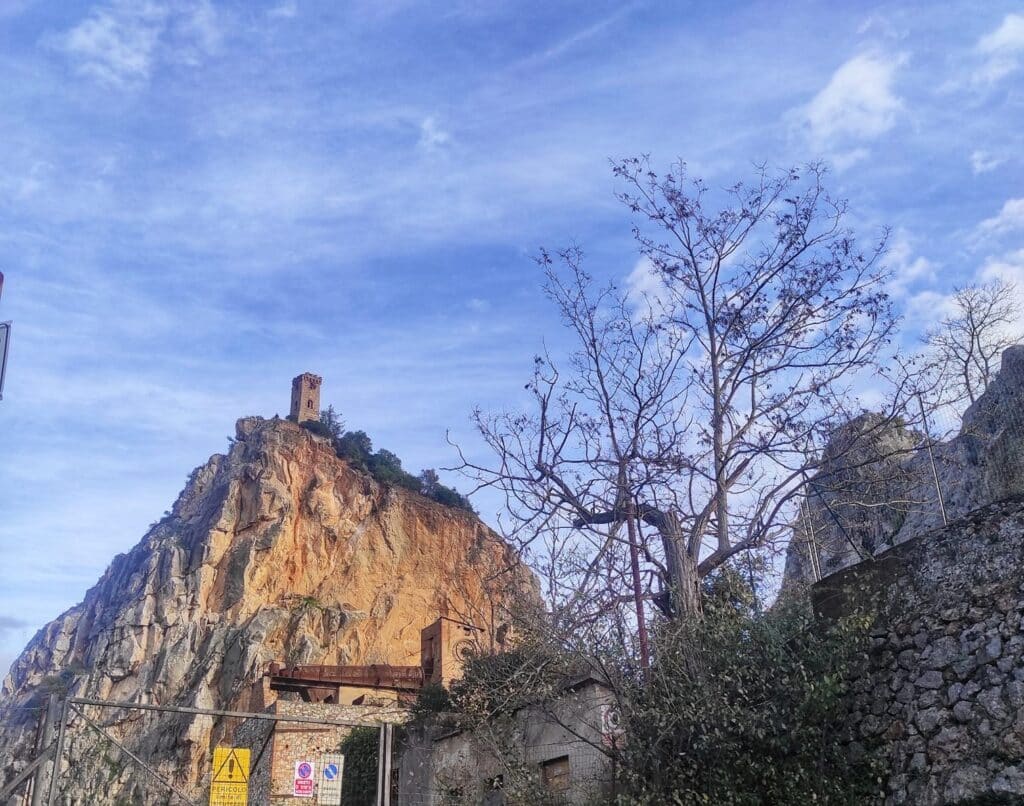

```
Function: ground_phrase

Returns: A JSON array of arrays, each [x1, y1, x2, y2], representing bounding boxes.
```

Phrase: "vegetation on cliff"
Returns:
[[299, 405, 475, 512]]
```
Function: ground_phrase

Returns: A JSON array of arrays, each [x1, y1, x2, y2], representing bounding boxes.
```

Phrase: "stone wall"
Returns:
[[234, 699, 406, 804], [814, 497, 1024, 805]]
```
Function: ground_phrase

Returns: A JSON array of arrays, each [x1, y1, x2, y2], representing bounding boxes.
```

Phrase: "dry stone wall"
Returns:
[[814, 497, 1024, 805]]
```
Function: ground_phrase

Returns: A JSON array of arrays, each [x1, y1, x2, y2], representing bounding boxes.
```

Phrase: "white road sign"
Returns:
[[319, 753, 345, 805]]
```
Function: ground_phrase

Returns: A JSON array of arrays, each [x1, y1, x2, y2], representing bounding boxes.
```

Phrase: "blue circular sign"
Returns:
[[297, 762, 312, 779], [324, 764, 339, 780]]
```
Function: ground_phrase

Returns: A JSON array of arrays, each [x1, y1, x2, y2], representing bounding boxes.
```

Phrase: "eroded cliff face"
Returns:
[[784, 346, 1024, 586], [0, 416, 534, 802]]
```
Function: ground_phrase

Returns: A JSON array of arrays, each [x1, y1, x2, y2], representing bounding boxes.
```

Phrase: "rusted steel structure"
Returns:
[[263, 616, 488, 704], [266, 663, 424, 704]]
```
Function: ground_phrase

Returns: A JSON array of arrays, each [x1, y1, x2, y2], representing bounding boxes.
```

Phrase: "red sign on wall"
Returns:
[[294, 760, 315, 798]]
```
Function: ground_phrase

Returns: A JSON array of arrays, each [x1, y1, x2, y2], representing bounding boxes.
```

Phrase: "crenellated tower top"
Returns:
[[290, 372, 322, 423]]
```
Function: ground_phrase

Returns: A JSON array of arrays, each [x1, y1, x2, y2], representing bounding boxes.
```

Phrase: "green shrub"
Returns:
[[617, 577, 881, 805], [340, 726, 380, 806], [409, 681, 452, 722], [300, 419, 334, 439], [299, 404, 476, 513]]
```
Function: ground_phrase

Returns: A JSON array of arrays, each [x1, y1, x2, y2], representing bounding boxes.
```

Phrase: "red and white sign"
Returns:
[[293, 760, 315, 798]]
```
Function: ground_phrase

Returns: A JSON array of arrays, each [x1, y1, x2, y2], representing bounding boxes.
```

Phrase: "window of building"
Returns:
[[307, 400, 313, 409], [540, 756, 570, 793]]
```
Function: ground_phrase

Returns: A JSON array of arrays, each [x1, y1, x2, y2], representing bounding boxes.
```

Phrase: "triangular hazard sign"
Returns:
[[212, 747, 250, 784]]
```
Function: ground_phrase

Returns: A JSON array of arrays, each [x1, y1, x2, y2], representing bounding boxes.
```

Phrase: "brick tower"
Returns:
[[290, 373, 322, 423]]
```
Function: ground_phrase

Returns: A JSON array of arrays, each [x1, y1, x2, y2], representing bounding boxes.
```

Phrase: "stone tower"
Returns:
[[290, 372, 322, 423], [420, 617, 484, 686]]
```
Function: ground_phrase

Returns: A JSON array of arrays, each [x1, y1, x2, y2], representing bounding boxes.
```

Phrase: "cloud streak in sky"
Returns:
[[798, 50, 905, 169], [50, 0, 218, 88]]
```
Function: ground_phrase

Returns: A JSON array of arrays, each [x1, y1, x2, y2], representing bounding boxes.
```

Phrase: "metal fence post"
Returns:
[[917, 393, 948, 526], [46, 698, 70, 806], [30, 694, 58, 806]]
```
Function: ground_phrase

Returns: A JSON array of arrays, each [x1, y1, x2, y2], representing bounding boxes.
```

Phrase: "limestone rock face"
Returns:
[[0, 417, 534, 803], [785, 346, 1024, 586]]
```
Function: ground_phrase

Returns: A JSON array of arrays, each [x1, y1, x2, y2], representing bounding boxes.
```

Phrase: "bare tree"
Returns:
[[922, 278, 1022, 408], [456, 257, 691, 663], [457, 160, 899, 629]]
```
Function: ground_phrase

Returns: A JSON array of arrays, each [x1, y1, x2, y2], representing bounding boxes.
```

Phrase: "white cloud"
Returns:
[[269, 1, 299, 19], [903, 289, 959, 328], [970, 150, 1004, 175], [51, 0, 218, 89], [884, 230, 935, 297], [978, 198, 1024, 236], [625, 256, 661, 300], [801, 51, 905, 162], [417, 116, 451, 152], [979, 248, 1024, 292], [974, 13, 1024, 84]]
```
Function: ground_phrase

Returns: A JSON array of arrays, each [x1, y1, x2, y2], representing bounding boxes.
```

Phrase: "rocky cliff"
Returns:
[[0, 416, 535, 802], [785, 346, 1024, 586]]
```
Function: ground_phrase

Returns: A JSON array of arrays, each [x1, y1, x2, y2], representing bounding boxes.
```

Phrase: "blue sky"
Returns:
[[1, 0, 1022, 674]]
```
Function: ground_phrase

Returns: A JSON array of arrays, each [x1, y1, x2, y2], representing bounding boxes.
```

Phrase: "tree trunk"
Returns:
[[626, 507, 651, 671], [647, 508, 702, 619]]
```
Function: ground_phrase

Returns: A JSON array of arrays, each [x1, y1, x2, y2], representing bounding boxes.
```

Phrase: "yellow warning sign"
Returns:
[[210, 747, 249, 806]]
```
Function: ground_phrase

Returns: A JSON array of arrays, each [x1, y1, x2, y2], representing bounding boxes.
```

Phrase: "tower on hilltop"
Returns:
[[290, 372, 322, 423]]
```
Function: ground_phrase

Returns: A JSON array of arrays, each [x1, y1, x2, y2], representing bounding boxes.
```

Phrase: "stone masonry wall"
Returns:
[[814, 497, 1024, 805], [234, 699, 406, 804]]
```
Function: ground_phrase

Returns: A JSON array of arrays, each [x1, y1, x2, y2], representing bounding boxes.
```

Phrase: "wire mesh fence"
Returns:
[[3, 695, 621, 806], [786, 389, 1024, 585], [1, 696, 399, 806]]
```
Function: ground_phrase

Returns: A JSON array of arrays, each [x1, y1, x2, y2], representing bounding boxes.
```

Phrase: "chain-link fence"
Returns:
[[786, 388, 1024, 585], [3, 695, 620, 806], [1, 696, 397, 806]]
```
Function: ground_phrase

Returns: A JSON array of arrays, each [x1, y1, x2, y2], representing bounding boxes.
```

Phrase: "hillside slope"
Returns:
[[0, 416, 534, 802]]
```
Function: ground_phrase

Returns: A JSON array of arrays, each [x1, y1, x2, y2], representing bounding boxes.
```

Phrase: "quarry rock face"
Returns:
[[0, 417, 534, 803], [785, 346, 1024, 586]]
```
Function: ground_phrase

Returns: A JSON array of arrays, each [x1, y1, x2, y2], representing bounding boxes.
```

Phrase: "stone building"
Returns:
[[290, 372, 322, 423], [397, 676, 618, 805]]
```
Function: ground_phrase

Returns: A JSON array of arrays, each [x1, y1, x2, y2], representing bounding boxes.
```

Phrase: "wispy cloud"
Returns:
[[974, 13, 1024, 84], [884, 230, 935, 298], [979, 248, 1024, 287], [417, 116, 451, 153], [269, 1, 299, 19], [977, 198, 1024, 236], [970, 149, 1005, 174], [49, 0, 219, 89], [1, 0, 1020, 672], [797, 50, 905, 169]]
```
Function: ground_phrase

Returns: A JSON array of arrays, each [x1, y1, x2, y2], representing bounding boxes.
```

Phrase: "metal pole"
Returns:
[[71, 706, 199, 806], [30, 695, 58, 806], [67, 696, 385, 729], [46, 698, 70, 806], [917, 393, 948, 526], [801, 498, 822, 582], [376, 725, 386, 806], [382, 723, 393, 806], [0, 747, 54, 803]]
